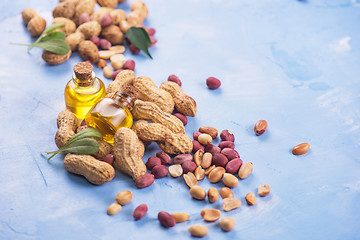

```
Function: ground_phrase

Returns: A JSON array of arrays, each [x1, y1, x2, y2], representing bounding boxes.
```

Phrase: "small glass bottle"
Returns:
[[85, 91, 134, 144], [65, 62, 106, 120]]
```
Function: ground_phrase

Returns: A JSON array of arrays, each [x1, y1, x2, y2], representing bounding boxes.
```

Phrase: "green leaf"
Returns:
[[60, 138, 99, 155], [10, 23, 68, 54], [43, 23, 65, 35], [126, 27, 153, 59], [40, 32, 65, 42], [29, 23, 66, 50], [64, 128, 102, 148], [33, 39, 70, 55], [46, 128, 102, 160]]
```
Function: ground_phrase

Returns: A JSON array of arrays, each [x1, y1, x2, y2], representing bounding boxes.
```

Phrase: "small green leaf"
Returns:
[[46, 128, 102, 160], [126, 27, 153, 59], [40, 32, 65, 42], [61, 138, 99, 155], [43, 23, 65, 35], [64, 128, 102, 148], [33, 39, 70, 55], [29, 23, 66, 50]]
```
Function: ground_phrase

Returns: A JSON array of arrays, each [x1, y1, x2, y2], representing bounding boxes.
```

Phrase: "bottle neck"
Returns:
[[72, 71, 96, 87], [113, 92, 134, 110]]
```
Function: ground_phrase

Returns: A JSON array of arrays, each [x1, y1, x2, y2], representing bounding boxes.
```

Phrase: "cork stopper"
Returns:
[[73, 62, 93, 81]]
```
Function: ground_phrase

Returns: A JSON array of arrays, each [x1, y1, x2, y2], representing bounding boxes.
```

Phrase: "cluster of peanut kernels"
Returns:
[[21, 0, 156, 65]]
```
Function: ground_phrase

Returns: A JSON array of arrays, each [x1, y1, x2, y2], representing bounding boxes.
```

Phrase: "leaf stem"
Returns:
[[9, 43, 31, 46]]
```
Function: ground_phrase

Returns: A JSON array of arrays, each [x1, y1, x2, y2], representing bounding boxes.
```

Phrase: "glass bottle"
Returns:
[[65, 62, 106, 120], [85, 91, 134, 144]]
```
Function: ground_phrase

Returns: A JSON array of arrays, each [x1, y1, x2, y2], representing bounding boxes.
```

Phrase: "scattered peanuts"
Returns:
[[208, 166, 225, 183], [183, 172, 198, 188], [168, 74, 182, 86], [201, 152, 212, 169], [207, 187, 219, 203], [198, 133, 213, 145], [158, 211, 176, 228], [219, 187, 233, 199], [115, 190, 133, 205], [201, 209, 221, 222], [41, 0, 280, 231], [188, 225, 208, 238], [169, 164, 183, 178], [133, 204, 148, 220], [107, 202, 122, 215], [238, 162, 253, 179], [194, 149, 204, 166], [258, 184, 271, 197], [223, 198, 241, 212], [245, 192, 256, 205], [190, 185, 206, 200], [194, 166, 205, 181], [199, 126, 218, 139], [103, 66, 113, 79], [204, 165, 216, 176], [222, 173, 239, 188], [292, 143, 310, 155], [254, 120, 268, 136], [220, 217, 235, 232], [110, 54, 125, 70], [171, 212, 190, 223], [206, 77, 221, 89]]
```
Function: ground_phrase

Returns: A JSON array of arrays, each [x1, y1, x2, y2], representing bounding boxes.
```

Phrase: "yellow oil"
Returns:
[[85, 97, 133, 144], [65, 77, 106, 120]]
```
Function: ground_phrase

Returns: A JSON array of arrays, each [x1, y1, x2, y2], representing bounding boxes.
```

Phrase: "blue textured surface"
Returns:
[[1, 0, 360, 239]]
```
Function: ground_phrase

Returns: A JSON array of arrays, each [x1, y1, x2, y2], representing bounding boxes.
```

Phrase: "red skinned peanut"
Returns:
[[151, 165, 168, 178], [206, 77, 221, 89], [218, 141, 235, 150], [147, 27, 156, 36], [225, 158, 243, 174], [156, 151, 172, 165], [100, 14, 112, 27], [173, 154, 193, 165], [158, 211, 176, 228], [204, 144, 221, 155], [111, 69, 123, 80], [90, 37, 100, 47], [212, 153, 229, 167], [220, 130, 235, 142], [133, 204, 148, 220], [193, 131, 201, 140], [173, 113, 187, 126], [103, 154, 114, 165], [129, 44, 140, 54], [145, 156, 161, 170], [168, 75, 182, 86], [99, 39, 111, 50], [221, 148, 239, 160], [123, 59, 135, 70], [192, 140, 204, 153], [182, 161, 197, 173], [135, 174, 155, 188]]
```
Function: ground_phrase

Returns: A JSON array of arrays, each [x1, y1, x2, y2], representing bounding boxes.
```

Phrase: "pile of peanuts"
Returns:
[[107, 125, 272, 237], [21, 0, 156, 66]]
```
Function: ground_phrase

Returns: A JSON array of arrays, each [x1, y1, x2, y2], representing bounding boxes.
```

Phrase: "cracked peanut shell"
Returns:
[[113, 127, 146, 180]]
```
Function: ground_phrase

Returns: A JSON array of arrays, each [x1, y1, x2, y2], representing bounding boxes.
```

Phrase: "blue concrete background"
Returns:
[[0, 0, 359, 239]]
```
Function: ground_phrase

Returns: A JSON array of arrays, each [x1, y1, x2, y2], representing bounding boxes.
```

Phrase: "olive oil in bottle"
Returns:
[[85, 92, 134, 144], [65, 62, 106, 120]]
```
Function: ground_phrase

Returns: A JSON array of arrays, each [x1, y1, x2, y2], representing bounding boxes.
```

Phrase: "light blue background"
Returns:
[[0, 0, 359, 239]]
